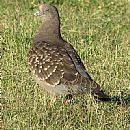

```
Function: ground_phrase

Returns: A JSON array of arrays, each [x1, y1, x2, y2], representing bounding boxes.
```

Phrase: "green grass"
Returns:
[[1, 0, 130, 129]]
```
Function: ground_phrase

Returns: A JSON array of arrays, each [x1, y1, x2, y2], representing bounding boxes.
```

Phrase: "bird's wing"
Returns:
[[63, 43, 111, 101], [64, 42, 93, 80], [28, 41, 93, 88]]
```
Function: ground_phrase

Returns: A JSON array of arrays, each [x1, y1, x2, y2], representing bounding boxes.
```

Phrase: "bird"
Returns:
[[27, 4, 111, 102]]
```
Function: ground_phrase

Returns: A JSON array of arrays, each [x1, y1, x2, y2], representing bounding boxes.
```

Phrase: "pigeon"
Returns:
[[28, 4, 111, 102]]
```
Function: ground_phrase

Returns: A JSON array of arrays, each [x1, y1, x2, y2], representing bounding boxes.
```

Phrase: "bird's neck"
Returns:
[[34, 17, 62, 43]]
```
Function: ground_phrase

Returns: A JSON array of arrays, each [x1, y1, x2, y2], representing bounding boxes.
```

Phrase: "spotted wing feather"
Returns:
[[28, 41, 85, 86]]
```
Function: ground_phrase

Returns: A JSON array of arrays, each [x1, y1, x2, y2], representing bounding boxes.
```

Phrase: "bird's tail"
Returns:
[[93, 90, 111, 102], [91, 81, 111, 102]]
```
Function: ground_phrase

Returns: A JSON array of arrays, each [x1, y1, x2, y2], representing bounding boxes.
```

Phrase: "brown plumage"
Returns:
[[28, 4, 111, 101]]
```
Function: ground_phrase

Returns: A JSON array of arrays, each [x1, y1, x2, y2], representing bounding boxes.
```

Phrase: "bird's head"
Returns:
[[34, 4, 59, 21]]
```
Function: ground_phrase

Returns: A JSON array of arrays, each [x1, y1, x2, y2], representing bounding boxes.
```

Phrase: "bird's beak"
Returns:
[[34, 4, 45, 16], [34, 11, 42, 16]]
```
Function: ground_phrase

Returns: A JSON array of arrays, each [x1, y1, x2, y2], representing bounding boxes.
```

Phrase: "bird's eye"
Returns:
[[44, 9, 49, 13]]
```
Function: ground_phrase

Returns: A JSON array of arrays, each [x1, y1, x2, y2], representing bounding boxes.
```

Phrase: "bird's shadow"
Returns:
[[111, 93, 130, 106]]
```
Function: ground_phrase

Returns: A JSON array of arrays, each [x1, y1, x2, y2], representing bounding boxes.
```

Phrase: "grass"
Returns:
[[1, 0, 130, 129]]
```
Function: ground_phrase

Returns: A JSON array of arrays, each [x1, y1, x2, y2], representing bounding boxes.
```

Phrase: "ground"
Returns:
[[1, 0, 130, 129]]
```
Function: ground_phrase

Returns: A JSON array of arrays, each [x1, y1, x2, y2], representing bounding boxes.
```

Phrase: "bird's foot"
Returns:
[[64, 94, 73, 104]]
